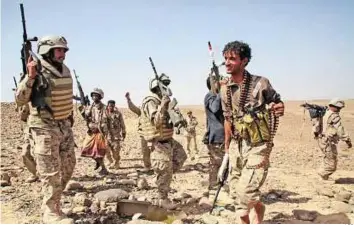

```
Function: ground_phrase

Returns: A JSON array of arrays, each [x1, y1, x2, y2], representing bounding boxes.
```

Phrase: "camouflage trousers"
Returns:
[[207, 144, 224, 191], [228, 140, 269, 217], [106, 139, 121, 167], [318, 137, 337, 178], [21, 122, 37, 176], [150, 138, 187, 199], [185, 132, 198, 154], [140, 136, 151, 168], [30, 120, 76, 215]]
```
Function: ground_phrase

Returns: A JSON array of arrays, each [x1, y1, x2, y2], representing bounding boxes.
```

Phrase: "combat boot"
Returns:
[[42, 203, 74, 224]]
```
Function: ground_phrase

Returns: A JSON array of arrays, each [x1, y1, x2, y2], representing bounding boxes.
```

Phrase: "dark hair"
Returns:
[[222, 41, 252, 65], [107, 100, 115, 105], [206, 77, 211, 90]]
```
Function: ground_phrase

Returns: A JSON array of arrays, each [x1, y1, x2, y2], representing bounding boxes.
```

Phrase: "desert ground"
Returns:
[[1, 100, 353, 224]]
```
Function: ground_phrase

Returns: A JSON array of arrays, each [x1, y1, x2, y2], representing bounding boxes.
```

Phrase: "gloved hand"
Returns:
[[122, 132, 126, 140], [217, 153, 230, 183], [346, 140, 352, 148]]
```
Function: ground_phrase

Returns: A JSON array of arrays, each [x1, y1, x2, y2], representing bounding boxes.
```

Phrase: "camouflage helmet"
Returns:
[[329, 98, 345, 108], [187, 110, 192, 115], [91, 88, 104, 99], [149, 78, 159, 91], [149, 78, 172, 96], [37, 35, 69, 55], [159, 73, 171, 86]]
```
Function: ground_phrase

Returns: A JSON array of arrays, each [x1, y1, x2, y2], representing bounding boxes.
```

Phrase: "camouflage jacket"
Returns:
[[106, 108, 126, 141], [313, 109, 350, 143], [81, 102, 109, 136], [220, 71, 282, 118], [127, 99, 141, 116], [186, 116, 198, 134]]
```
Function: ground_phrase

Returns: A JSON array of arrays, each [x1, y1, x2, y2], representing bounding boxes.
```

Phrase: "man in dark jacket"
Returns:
[[203, 77, 225, 200]]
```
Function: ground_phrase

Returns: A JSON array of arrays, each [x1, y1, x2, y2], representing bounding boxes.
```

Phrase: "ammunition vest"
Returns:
[[233, 109, 271, 145], [138, 95, 174, 142], [30, 59, 73, 120]]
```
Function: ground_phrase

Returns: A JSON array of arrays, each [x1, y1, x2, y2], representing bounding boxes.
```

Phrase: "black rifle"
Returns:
[[208, 41, 225, 94], [73, 69, 90, 106], [20, 3, 38, 80], [210, 159, 229, 214], [300, 102, 327, 119], [12, 76, 18, 91]]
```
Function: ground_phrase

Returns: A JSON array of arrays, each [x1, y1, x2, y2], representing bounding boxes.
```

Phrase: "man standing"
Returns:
[[185, 110, 198, 157], [125, 73, 172, 171], [15, 35, 76, 224], [105, 100, 126, 169], [203, 76, 225, 200], [80, 88, 109, 175], [312, 99, 352, 180], [138, 77, 187, 209], [125, 92, 151, 170], [217, 41, 284, 224]]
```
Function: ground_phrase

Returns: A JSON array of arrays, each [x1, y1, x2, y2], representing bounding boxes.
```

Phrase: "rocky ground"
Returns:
[[1, 100, 354, 224]]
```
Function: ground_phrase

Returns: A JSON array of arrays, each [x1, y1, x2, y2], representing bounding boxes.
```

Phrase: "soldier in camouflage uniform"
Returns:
[[125, 74, 172, 170], [138, 77, 187, 209], [15, 35, 76, 224], [312, 99, 352, 180], [184, 110, 198, 157], [217, 41, 285, 224], [80, 88, 110, 175], [105, 100, 126, 169]]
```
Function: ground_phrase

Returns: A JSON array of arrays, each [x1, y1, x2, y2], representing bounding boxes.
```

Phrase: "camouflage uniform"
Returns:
[[17, 103, 38, 182], [219, 71, 282, 217], [127, 95, 151, 169], [106, 107, 126, 169], [138, 79, 187, 209], [207, 144, 224, 192], [15, 36, 76, 223], [312, 99, 351, 180], [185, 112, 198, 154]]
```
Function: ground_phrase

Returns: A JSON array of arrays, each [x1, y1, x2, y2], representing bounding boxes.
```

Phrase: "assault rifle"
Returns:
[[210, 158, 229, 214], [19, 3, 38, 80], [73, 69, 90, 106], [207, 41, 225, 94], [300, 102, 327, 119], [148, 57, 186, 128]]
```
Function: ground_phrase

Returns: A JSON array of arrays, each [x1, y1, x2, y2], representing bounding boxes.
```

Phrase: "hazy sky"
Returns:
[[2, 0, 354, 106]]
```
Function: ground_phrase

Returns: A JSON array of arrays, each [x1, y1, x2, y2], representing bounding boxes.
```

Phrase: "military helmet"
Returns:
[[329, 98, 345, 108], [91, 88, 104, 99], [159, 73, 171, 86], [149, 78, 159, 91], [37, 35, 69, 55], [187, 110, 192, 115]]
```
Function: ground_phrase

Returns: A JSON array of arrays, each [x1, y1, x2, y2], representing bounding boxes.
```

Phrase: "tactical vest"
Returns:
[[30, 59, 73, 120], [224, 73, 273, 145], [138, 95, 174, 142]]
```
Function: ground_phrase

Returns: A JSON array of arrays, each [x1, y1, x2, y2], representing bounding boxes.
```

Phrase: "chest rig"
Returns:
[[226, 72, 279, 147]]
